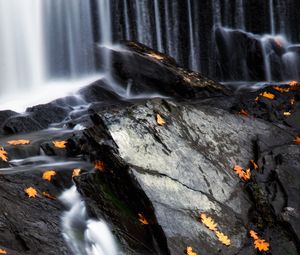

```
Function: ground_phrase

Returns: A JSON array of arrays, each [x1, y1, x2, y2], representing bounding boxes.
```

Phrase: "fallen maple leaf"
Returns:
[[72, 168, 81, 177], [42, 191, 56, 200], [293, 137, 300, 143], [200, 213, 217, 231], [0, 249, 7, 254], [288, 80, 299, 86], [156, 113, 166, 126], [215, 231, 231, 246], [250, 160, 258, 170], [138, 213, 149, 225], [7, 139, 30, 145], [24, 187, 38, 198], [254, 239, 270, 252], [260, 92, 275, 100], [52, 140, 67, 149], [239, 109, 249, 117], [249, 230, 259, 240], [242, 169, 251, 181], [273, 86, 290, 93], [42, 170, 56, 182], [185, 246, 197, 255], [0, 147, 8, 162], [94, 160, 105, 171], [234, 165, 245, 179]]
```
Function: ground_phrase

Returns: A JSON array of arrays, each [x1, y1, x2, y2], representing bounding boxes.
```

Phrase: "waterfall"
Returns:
[[123, 0, 131, 40], [187, 0, 198, 71], [154, 0, 163, 52], [269, 0, 275, 35]]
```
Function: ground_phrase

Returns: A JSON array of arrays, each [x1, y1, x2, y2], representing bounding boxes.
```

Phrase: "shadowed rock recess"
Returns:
[[0, 43, 299, 255]]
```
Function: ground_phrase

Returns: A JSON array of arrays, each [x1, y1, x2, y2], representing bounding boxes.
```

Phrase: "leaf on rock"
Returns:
[[42, 170, 56, 181], [72, 168, 81, 177], [0, 249, 7, 254], [254, 239, 270, 252], [215, 231, 231, 246], [233, 165, 251, 182], [94, 160, 105, 171], [273, 86, 290, 93], [200, 213, 217, 231], [249, 230, 259, 240], [293, 137, 300, 143], [290, 98, 296, 105], [239, 109, 249, 117], [147, 52, 164, 61], [185, 246, 197, 255], [7, 139, 30, 145], [260, 92, 275, 100], [288, 80, 299, 86], [0, 147, 8, 162], [138, 213, 149, 225], [250, 160, 258, 170], [156, 114, 166, 126], [243, 169, 251, 181], [52, 140, 67, 149], [24, 187, 38, 198], [42, 191, 56, 200], [283, 111, 292, 116]]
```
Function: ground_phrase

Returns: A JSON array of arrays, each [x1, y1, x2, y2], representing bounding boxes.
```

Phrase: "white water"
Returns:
[[60, 186, 119, 255], [154, 0, 162, 52], [187, 0, 198, 71]]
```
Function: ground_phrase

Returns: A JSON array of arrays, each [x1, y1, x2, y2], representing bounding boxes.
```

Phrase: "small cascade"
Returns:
[[154, 0, 162, 52], [60, 186, 119, 255], [269, 0, 275, 35]]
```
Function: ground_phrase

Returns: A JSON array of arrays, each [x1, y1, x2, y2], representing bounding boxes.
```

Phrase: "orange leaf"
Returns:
[[156, 114, 166, 126], [254, 239, 270, 252], [138, 213, 149, 225], [200, 213, 217, 231], [242, 169, 251, 182], [249, 230, 259, 240], [52, 140, 67, 149], [273, 86, 290, 93], [288, 80, 299, 86], [260, 92, 275, 100], [42, 191, 56, 200], [215, 231, 231, 246], [0, 249, 7, 254], [24, 187, 38, 198], [185, 246, 197, 255], [42, 170, 56, 182], [293, 137, 300, 143], [94, 160, 105, 171], [239, 109, 249, 117], [0, 147, 8, 162], [7, 139, 30, 145], [72, 168, 81, 177], [234, 165, 251, 182], [250, 160, 258, 170]]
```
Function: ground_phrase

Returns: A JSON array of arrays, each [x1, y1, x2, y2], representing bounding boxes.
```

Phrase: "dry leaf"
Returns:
[[42, 191, 56, 200], [200, 213, 217, 231], [72, 168, 81, 177], [288, 80, 299, 86], [290, 98, 296, 105], [293, 137, 300, 143], [0, 147, 8, 162], [24, 187, 38, 198], [243, 169, 251, 181], [0, 249, 7, 254], [42, 170, 56, 182], [215, 231, 231, 246], [273, 86, 290, 93], [147, 52, 164, 61], [249, 230, 259, 240], [260, 92, 275, 100], [283, 111, 291, 116], [234, 165, 245, 179], [254, 239, 270, 252], [7, 139, 30, 145], [52, 140, 67, 149], [156, 114, 166, 126], [250, 160, 258, 170], [138, 213, 149, 225], [185, 246, 197, 255], [239, 109, 249, 117], [94, 160, 105, 171]]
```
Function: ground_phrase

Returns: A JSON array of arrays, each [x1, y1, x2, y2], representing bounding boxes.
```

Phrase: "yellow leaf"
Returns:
[[250, 160, 258, 171], [7, 139, 30, 145], [156, 114, 166, 126], [94, 160, 105, 171], [0, 249, 7, 254], [52, 140, 67, 149], [42, 170, 56, 182], [260, 92, 275, 100], [24, 187, 38, 198], [138, 213, 149, 225], [42, 191, 56, 200], [249, 230, 259, 240], [293, 137, 300, 143], [215, 231, 231, 246], [0, 147, 8, 162], [200, 213, 217, 231], [273, 86, 290, 93], [254, 239, 270, 252], [72, 168, 81, 177], [147, 52, 164, 61], [185, 246, 197, 255], [283, 111, 291, 116]]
